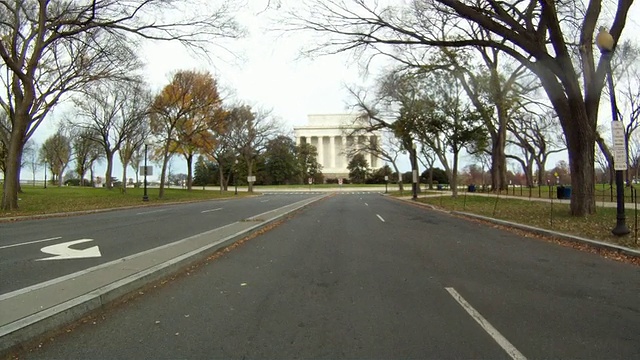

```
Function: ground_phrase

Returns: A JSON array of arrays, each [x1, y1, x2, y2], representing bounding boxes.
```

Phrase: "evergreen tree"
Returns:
[[347, 153, 369, 184]]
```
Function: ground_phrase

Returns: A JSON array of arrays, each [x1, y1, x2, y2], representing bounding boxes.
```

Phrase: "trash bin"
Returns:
[[437, 184, 443, 190], [557, 186, 572, 199], [468, 184, 476, 193]]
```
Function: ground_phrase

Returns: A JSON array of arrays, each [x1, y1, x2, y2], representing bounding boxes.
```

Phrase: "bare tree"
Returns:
[[224, 105, 281, 193], [417, 146, 437, 190], [627, 132, 640, 182], [71, 130, 102, 187], [118, 85, 152, 192], [0, 0, 243, 210], [284, 0, 635, 215], [70, 80, 143, 189], [40, 130, 71, 186], [507, 111, 566, 187], [616, 44, 640, 185], [347, 130, 405, 191], [23, 140, 40, 187]]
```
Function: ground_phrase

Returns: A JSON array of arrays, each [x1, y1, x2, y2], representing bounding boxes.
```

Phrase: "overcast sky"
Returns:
[[28, 2, 640, 182]]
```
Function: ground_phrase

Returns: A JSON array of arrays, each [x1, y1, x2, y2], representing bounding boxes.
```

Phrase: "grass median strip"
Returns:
[[0, 186, 248, 219]]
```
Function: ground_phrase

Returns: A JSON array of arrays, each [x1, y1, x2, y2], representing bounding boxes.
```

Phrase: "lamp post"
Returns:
[[44, 160, 47, 189], [596, 27, 630, 236], [411, 142, 418, 200], [234, 159, 238, 195], [142, 142, 150, 202]]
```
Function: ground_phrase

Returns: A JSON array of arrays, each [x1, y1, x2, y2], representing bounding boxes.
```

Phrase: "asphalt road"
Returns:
[[0, 193, 321, 294], [15, 194, 640, 359]]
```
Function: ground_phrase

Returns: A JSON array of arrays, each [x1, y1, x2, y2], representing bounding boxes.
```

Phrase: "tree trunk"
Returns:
[[428, 167, 434, 190], [452, 151, 459, 197], [58, 164, 67, 187], [105, 151, 115, 190], [159, 151, 170, 199], [121, 161, 129, 193], [225, 169, 232, 191], [490, 135, 507, 191], [563, 111, 596, 216], [526, 161, 534, 187], [1, 118, 27, 210], [247, 159, 254, 193], [218, 165, 225, 193], [186, 154, 193, 191], [391, 162, 403, 191]]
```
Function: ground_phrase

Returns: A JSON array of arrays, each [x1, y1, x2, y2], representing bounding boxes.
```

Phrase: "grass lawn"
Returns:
[[407, 192, 640, 249], [426, 184, 640, 203], [0, 185, 247, 218]]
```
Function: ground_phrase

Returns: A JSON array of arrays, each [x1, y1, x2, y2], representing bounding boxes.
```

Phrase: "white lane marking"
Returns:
[[0, 195, 327, 301], [376, 214, 385, 222], [0, 237, 62, 250], [261, 200, 269, 203], [38, 239, 102, 261], [136, 209, 168, 215], [201, 208, 223, 213], [445, 287, 526, 360], [364, 203, 369, 206]]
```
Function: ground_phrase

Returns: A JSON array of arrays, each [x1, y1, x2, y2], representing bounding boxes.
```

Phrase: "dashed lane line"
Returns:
[[0, 237, 62, 250], [445, 287, 526, 360], [136, 209, 169, 216], [201, 208, 223, 213]]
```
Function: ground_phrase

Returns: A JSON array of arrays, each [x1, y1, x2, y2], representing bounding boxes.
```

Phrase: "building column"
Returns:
[[342, 136, 348, 168], [295, 137, 300, 146], [317, 136, 324, 167], [330, 136, 336, 169]]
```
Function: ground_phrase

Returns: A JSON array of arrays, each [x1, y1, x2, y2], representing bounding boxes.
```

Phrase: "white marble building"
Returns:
[[293, 114, 381, 179]]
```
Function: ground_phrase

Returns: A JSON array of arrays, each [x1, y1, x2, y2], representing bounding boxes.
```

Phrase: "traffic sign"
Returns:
[[139, 166, 153, 176], [612, 121, 628, 170]]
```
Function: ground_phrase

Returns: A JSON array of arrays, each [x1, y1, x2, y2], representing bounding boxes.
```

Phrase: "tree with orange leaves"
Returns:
[[150, 70, 224, 197]]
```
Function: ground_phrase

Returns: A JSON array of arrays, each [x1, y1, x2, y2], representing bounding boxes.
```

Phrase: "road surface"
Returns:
[[6, 193, 640, 359]]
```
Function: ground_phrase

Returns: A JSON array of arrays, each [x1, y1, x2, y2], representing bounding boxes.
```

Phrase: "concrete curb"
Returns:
[[389, 195, 640, 259], [0, 195, 325, 356], [451, 211, 640, 258]]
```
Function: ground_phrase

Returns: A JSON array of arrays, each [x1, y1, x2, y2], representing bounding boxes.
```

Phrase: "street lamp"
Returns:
[[142, 141, 151, 202], [234, 159, 238, 195], [596, 27, 630, 236], [411, 142, 418, 200], [44, 160, 47, 189]]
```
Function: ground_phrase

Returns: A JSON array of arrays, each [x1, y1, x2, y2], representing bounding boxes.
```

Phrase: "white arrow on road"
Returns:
[[37, 239, 102, 261]]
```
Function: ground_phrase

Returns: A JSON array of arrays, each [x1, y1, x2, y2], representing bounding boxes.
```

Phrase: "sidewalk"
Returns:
[[0, 196, 323, 356]]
